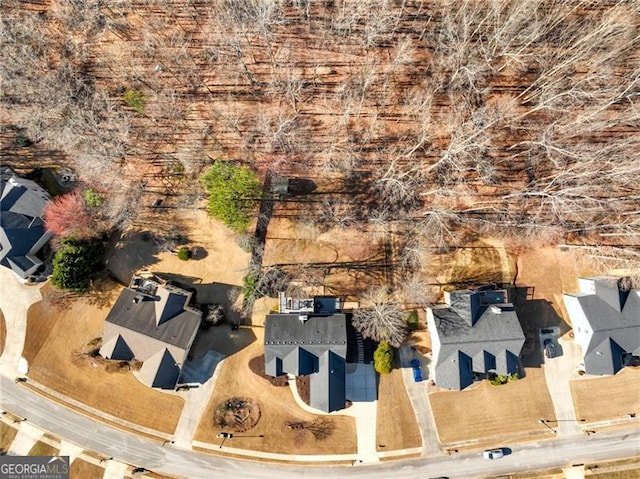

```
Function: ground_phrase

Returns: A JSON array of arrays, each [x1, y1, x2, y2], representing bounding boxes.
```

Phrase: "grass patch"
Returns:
[[28, 441, 59, 456]]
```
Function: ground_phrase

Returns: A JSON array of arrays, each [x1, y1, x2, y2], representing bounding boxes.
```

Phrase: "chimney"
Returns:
[[299, 314, 308, 323], [490, 305, 502, 314]]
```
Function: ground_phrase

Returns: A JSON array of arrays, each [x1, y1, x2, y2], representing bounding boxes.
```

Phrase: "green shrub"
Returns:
[[242, 271, 259, 298], [51, 237, 105, 292], [15, 131, 33, 147], [177, 246, 191, 261], [374, 341, 394, 374], [82, 188, 105, 207], [124, 88, 145, 113], [200, 162, 263, 232], [406, 310, 419, 331], [489, 373, 517, 386]]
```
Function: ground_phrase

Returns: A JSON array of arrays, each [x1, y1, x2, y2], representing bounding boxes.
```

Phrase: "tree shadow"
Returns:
[[512, 286, 568, 369], [191, 246, 208, 260], [105, 230, 163, 285]]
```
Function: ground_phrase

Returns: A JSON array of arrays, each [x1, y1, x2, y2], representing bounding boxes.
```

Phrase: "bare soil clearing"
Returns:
[[24, 283, 183, 434], [194, 327, 357, 454], [376, 367, 421, 451], [429, 367, 555, 446], [570, 367, 640, 424]]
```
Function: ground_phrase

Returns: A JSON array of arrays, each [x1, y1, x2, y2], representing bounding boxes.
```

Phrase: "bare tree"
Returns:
[[351, 287, 407, 348]]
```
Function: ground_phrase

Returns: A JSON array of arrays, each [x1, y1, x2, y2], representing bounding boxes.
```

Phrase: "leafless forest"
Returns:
[[2, 0, 640, 269]]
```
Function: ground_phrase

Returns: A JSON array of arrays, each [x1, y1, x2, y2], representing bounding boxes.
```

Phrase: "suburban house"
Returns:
[[563, 276, 640, 375], [427, 285, 525, 390], [264, 293, 348, 412], [0, 167, 52, 279], [100, 274, 202, 389]]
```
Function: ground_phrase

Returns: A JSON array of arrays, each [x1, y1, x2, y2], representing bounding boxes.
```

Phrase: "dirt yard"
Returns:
[[194, 327, 357, 454], [107, 210, 250, 322], [69, 460, 104, 479], [570, 367, 640, 424], [28, 440, 59, 456], [262, 218, 389, 296], [0, 423, 17, 453], [429, 368, 556, 445], [376, 367, 421, 451], [23, 283, 184, 434], [0, 308, 5, 357]]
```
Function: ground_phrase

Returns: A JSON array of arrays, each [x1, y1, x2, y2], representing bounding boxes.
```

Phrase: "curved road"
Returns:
[[2, 376, 640, 479]]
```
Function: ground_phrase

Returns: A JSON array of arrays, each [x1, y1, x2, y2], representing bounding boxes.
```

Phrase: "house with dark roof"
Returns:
[[100, 275, 202, 389], [264, 294, 348, 412], [0, 167, 52, 279], [426, 285, 525, 390], [563, 276, 640, 375]]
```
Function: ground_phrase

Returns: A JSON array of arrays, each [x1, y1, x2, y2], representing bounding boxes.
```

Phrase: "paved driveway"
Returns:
[[0, 267, 44, 377], [345, 363, 377, 402], [543, 334, 584, 435]]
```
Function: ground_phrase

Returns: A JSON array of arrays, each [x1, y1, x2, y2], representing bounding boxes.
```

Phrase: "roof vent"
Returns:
[[490, 305, 502, 314], [133, 295, 143, 304], [299, 314, 308, 323]]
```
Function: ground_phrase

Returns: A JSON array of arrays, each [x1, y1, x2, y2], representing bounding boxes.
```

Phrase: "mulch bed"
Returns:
[[248, 354, 288, 386]]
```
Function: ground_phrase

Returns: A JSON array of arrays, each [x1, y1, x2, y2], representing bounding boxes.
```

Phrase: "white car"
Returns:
[[483, 448, 504, 460]]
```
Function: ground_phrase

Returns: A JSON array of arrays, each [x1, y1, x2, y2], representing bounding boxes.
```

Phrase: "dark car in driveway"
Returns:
[[544, 338, 556, 358]]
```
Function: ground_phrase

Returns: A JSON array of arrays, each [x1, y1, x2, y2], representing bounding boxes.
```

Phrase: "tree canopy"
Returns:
[[50, 237, 105, 292], [200, 162, 263, 232]]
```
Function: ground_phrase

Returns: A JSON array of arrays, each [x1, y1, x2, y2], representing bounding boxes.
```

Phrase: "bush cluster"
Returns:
[[374, 341, 394, 374]]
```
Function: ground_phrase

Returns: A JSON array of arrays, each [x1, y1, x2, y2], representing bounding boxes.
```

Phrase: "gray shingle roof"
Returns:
[[264, 311, 347, 412], [100, 283, 201, 389], [429, 287, 524, 390], [565, 277, 640, 375], [0, 168, 52, 278]]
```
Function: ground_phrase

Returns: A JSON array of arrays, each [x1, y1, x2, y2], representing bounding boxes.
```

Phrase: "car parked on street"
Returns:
[[483, 448, 504, 460]]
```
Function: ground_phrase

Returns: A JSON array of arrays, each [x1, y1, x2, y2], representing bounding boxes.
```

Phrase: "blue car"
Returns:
[[411, 359, 423, 382]]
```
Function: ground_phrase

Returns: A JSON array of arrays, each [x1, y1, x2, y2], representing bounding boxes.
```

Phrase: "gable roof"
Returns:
[[100, 279, 201, 389], [429, 286, 525, 390], [564, 277, 640, 375], [0, 168, 52, 278], [264, 309, 347, 412]]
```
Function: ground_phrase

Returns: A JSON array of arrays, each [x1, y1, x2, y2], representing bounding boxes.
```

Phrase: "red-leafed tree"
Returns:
[[43, 190, 95, 239]]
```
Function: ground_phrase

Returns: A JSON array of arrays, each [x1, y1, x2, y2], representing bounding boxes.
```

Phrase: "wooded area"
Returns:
[[2, 0, 639, 272]]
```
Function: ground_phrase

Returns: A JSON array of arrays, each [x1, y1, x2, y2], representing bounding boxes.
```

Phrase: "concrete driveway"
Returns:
[[345, 363, 377, 402], [0, 267, 44, 377], [542, 333, 584, 436]]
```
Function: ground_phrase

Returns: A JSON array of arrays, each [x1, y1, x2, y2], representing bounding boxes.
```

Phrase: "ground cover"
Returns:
[[376, 367, 421, 451], [68, 459, 104, 479], [0, 309, 5, 356], [570, 367, 640, 424], [429, 366, 555, 445]]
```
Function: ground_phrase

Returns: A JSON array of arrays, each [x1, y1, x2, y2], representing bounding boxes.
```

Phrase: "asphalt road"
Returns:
[[2, 376, 639, 479]]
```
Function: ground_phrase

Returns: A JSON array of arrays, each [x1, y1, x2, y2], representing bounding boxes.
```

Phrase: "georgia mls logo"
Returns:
[[0, 456, 69, 479]]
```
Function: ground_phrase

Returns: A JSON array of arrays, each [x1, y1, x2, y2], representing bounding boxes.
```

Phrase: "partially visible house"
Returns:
[[264, 293, 347, 412], [427, 285, 525, 390], [0, 167, 52, 279], [100, 275, 202, 389], [563, 276, 640, 375]]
